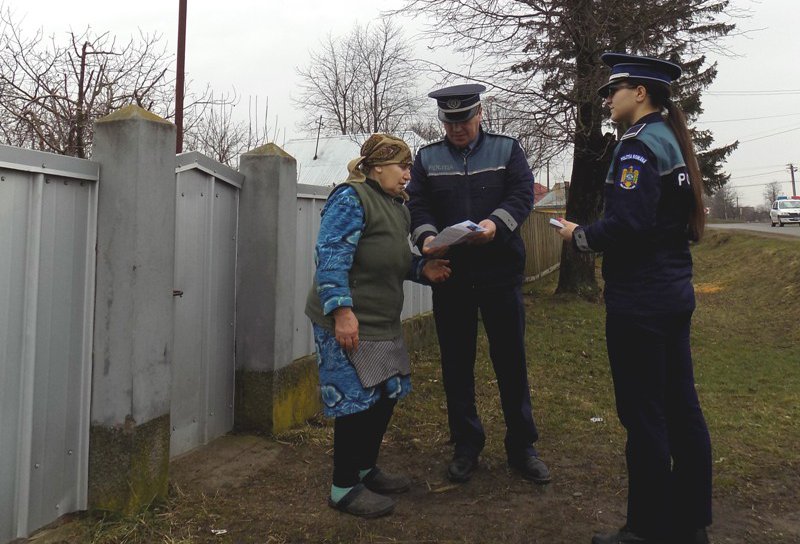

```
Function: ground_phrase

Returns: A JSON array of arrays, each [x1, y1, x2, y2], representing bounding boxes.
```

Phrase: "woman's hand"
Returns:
[[422, 259, 451, 283], [556, 217, 579, 242], [333, 307, 359, 353]]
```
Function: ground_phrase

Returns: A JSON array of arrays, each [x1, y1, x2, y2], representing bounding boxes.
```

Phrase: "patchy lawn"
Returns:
[[27, 231, 800, 544]]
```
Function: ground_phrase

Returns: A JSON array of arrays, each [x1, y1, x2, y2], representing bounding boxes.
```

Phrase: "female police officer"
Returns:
[[556, 53, 712, 544]]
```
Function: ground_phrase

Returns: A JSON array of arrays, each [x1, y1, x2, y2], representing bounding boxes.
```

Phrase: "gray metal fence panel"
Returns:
[[0, 146, 97, 542], [0, 168, 30, 541], [294, 184, 330, 360], [206, 181, 238, 441], [171, 157, 241, 459]]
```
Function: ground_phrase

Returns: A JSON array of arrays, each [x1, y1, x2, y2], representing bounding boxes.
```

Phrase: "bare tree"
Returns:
[[762, 181, 783, 208], [0, 8, 233, 158], [401, 0, 741, 296], [296, 18, 422, 136], [709, 184, 738, 220], [406, 118, 442, 142], [183, 95, 279, 167]]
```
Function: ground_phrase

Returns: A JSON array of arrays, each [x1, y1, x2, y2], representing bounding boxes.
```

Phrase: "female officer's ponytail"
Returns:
[[645, 83, 705, 241], [663, 99, 705, 241]]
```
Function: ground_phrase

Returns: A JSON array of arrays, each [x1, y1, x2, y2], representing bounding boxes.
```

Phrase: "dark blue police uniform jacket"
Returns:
[[573, 111, 696, 314], [572, 112, 712, 535], [407, 127, 540, 461], [407, 128, 534, 286]]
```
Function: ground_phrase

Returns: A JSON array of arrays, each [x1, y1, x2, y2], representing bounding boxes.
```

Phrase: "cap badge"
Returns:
[[446, 98, 461, 109]]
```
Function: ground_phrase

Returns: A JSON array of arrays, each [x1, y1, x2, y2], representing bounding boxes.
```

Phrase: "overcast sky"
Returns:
[[6, 0, 799, 207]]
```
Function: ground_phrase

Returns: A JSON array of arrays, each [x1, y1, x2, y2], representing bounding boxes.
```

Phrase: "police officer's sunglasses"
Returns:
[[605, 83, 639, 98]]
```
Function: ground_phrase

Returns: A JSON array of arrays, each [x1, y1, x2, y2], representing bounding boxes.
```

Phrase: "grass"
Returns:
[[689, 232, 800, 494], [27, 230, 800, 543]]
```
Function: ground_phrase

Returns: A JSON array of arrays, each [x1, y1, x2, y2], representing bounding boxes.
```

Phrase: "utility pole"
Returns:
[[313, 116, 323, 160], [175, 0, 187, 153], [788, 163, 797, 197], [546, 162, 550, 191]]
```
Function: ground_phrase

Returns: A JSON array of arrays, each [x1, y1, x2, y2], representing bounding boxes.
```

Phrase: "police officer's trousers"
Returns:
[[432, 283, 539, 462], [606, 310, 712, 537]]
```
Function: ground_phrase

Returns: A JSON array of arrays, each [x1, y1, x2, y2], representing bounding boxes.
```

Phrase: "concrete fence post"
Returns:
[[235, 144, 319, 434], [89, 106, 176, 514]]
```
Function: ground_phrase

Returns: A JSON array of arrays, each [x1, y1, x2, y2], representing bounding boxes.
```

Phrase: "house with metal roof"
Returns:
[[534, 182, 568, 210]]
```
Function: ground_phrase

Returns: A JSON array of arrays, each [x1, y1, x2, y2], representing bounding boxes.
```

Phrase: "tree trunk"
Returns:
[[556, 99, 615, 297]]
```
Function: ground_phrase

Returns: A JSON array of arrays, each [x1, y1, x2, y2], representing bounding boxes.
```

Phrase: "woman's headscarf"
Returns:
[[345, 133, 412, 183]]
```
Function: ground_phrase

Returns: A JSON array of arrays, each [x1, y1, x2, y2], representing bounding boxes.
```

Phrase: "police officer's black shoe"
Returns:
[[447, 456, 478, 482], [509, 455, 551, 484], [672, 528, 709, 544], [591, 526, 655, 544]]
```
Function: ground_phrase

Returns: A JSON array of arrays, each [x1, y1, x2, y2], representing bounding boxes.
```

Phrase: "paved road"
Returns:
[[707, 222, 800, 238]]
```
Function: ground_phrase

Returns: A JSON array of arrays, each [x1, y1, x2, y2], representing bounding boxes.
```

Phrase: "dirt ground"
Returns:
[[157, 426, 799, 544], [24, 243, 800, 544]]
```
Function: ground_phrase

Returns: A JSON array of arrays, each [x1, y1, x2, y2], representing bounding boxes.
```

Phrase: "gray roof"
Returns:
[[283, 132, 430, 187], [534, 182, 568, 209]]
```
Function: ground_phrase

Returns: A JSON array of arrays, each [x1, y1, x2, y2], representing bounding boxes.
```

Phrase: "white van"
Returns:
[[770, 196, 800, 227]]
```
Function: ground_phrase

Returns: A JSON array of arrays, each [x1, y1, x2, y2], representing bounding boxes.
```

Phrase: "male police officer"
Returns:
[[407, 84, 550, 484]]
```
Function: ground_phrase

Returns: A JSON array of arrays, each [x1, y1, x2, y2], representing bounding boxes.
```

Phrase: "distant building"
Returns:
[[534, 182, 569, 210], [283, 131, 429, 187], [533, 182, 549, 205]]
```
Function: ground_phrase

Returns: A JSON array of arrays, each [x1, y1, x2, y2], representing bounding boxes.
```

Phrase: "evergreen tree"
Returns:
[[403, 0, 739, 295]]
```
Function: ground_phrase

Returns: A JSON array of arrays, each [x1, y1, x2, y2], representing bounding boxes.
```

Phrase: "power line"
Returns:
[[698, 112, 800, 124], [726, 163, 789, 172], [706, 89, 800, 96], [728, 169, 786, 180], [730, 180, 792, 189], [739, 125, 800, 143]]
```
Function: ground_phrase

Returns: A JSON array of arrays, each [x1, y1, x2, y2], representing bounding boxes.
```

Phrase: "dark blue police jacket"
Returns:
[[407, 127, 534, 287], [573, 112, 696, 315]]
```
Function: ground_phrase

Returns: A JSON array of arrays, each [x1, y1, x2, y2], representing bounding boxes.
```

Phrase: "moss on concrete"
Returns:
[[234, 314, 437, 434], [96, 105, 172, 124], [234, 369, 274, 432], [235, 357, 321, 434], [243, 142, 294, 159], [271, 355, 320, 434], [88, 414, 170, 515]]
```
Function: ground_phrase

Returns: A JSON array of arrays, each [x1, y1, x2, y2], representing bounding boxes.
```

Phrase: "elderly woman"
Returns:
[[305, 134, 451, 519]]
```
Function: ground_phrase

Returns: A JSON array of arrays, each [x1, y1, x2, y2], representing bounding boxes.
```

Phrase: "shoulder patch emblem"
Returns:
[[619, 166, 640, 190], [620, 123, 646, 140]]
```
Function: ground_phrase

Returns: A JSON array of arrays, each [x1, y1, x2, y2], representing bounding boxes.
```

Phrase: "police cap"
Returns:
[[598, 53, 682, 98], [428, 83, 486, 123]]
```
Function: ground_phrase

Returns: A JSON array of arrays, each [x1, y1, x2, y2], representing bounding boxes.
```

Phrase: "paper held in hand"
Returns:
[[549, 218, 565, 229], [426, 220, 487, 250]]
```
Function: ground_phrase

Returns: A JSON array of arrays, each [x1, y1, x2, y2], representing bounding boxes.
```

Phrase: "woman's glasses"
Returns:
[[605, 83, 637, 98]]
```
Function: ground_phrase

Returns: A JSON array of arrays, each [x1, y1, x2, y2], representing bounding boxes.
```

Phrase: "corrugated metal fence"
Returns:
[[1, 141, 560, 543], [0, 145, 98, 542], [170, 153, 243, 459]]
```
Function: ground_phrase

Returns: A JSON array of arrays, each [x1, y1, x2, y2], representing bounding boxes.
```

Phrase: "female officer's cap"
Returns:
[[598, 53, 682, 98]]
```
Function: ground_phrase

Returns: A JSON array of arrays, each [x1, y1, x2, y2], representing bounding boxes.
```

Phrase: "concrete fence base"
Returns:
[[234, 311, 439, 434], [235, 357, 320, 435], [87, 415, 170, 515]]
